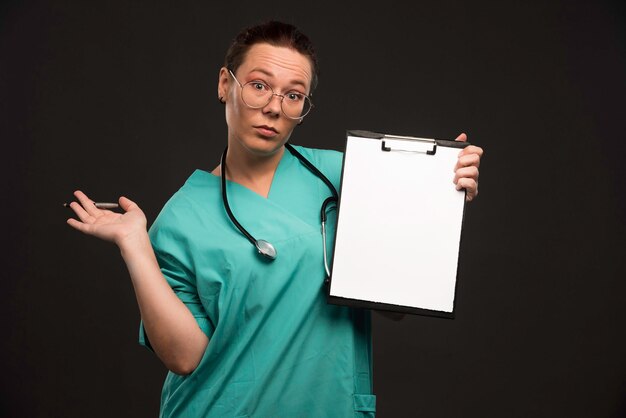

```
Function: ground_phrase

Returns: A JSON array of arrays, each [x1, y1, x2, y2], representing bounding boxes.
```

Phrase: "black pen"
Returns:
[[63, 202, 119, 209]]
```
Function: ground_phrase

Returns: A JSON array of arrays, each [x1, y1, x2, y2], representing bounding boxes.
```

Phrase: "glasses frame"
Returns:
[[227, 69, 314, 120]]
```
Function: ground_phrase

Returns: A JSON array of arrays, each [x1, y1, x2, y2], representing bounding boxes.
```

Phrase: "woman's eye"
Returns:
[[252, 82, 268, 91], [286, 92, 303, 102]]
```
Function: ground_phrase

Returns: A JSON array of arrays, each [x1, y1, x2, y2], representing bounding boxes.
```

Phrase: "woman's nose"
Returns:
[[262, 94, 283, 116]]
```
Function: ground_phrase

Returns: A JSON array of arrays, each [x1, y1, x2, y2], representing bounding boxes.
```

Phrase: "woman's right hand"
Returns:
[[66, 190, 148, 249], [67, 190, 209, 374]]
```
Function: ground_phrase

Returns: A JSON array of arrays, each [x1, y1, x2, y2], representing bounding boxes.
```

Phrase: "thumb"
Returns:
[[454, 132, 468, 142], [119, 196, 139, 212]]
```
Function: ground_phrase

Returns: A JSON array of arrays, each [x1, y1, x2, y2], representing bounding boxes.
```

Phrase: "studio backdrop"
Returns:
[[2, 1, 625, 417]]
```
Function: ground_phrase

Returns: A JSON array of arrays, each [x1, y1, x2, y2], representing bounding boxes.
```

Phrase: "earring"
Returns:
[[218, 96, 225, 104]]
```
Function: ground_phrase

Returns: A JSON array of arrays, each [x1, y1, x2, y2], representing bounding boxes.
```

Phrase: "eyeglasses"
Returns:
[[228, 69, 314, 120]]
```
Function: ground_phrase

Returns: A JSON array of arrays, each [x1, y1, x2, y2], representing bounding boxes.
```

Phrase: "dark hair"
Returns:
[[224, 21, 319, 92]]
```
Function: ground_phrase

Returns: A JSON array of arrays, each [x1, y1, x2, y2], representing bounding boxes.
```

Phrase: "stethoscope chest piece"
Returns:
[[255, 239, 277, 260], [220, 144, 338, 268]]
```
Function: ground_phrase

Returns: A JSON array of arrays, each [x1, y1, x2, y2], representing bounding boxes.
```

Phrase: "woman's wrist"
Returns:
[[118, 230, 153, 261]]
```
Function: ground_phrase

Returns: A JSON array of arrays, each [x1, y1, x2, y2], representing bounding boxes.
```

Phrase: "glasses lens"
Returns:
[[282, 93, 312, 119], [241, 82, 313, 120], [241, 82, 272, 108]]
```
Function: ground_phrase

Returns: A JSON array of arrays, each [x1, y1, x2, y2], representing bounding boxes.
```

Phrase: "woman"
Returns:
[[67, 21, 482, 417]]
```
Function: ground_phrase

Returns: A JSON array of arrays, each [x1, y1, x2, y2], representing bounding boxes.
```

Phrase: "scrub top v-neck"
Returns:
[[140, 145, 375, 418]]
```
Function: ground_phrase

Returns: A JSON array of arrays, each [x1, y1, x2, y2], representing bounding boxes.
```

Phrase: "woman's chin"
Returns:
[[240, 137, 288, 157]]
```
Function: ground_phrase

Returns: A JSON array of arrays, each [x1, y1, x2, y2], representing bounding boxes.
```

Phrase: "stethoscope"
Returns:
[[220, 143, 339, 276]]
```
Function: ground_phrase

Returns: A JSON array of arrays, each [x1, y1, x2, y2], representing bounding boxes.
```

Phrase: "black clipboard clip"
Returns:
[[346, 129, 469, 156], [346, 130, 438, 155], [381, 134, 437, 155]]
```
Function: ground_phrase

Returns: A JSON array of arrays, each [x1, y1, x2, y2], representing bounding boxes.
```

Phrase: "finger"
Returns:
[[458, 145, 484, 158], [455, 177, 478, 200], [453, 166, 479, 184], [67, 217, 94, 234], [454, 133, 467, 142], [73, 190, 100, 216], [455, 177, 477, 190], [119, 196, 138, 212], [466, 186, 478, 202], [68, 201, 94, 223], [454, 153, 481, 171]]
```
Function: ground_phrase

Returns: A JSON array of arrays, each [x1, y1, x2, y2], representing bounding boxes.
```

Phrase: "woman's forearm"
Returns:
[[120, 233, 208, 375]]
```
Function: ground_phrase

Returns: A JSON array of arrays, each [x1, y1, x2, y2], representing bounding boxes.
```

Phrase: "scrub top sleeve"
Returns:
[[138, 209, 214, 351]]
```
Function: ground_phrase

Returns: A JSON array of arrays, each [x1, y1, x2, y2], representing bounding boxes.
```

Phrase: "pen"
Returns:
[[63, 202, 120, 209]]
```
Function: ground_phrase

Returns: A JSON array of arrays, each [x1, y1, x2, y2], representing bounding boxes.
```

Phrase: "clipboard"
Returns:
[[327, 130, 469, 318]]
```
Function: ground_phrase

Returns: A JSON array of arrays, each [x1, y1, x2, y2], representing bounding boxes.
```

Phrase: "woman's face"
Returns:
[[218, 43, 313, 158]]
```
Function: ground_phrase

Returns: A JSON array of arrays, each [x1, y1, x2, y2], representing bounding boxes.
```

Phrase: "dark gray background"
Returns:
[[2, 1, 625, 417]]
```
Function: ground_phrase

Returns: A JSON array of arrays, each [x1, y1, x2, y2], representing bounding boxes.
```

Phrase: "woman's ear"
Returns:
[[217, 67, 230, 103]]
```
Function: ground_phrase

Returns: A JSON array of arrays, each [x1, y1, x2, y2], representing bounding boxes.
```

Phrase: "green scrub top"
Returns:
[[139, 145, 375, 417]]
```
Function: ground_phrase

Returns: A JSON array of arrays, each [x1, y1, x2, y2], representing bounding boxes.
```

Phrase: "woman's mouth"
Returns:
[[254, 125, 278, 138]]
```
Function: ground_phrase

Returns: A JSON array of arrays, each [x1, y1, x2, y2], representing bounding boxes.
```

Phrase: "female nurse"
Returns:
[[66, 21, 483, 418]]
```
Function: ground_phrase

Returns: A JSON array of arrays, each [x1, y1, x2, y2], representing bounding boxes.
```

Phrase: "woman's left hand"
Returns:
[[453, 133, 483, 202]]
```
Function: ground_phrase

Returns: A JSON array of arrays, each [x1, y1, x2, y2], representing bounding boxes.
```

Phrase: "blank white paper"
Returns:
[[329, 135, 466, 313]]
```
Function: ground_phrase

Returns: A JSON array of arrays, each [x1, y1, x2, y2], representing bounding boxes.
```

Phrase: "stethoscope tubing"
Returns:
[[220, 147, 258, 247], [220, 143, 338, 268]]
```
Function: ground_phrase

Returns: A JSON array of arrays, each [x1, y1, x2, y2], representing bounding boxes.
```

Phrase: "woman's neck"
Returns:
[[212, 143, 285, 198]]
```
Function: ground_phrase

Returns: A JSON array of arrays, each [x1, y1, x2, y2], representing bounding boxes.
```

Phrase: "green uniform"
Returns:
[[140, 146, 375, 417]]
